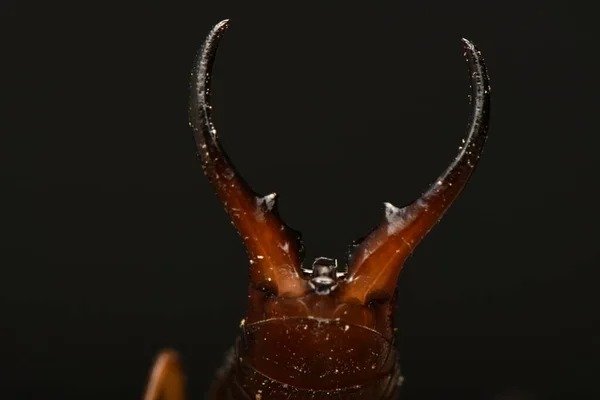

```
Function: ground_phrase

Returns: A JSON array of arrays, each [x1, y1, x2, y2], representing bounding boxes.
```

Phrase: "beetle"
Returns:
[[142, 19, 491, 400]]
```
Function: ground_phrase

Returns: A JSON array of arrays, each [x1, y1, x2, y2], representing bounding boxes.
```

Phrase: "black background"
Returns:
[[2, 1, 599, 399]]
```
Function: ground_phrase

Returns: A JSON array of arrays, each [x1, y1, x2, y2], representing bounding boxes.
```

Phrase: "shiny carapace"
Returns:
[[143, 19, 491, 400]]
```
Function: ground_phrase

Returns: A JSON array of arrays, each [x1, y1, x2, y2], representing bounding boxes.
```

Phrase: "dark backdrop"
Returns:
[[2, 1, 599, 399]]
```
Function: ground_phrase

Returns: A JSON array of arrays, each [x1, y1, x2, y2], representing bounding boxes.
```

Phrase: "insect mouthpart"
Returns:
[[305, 257, 345, 295]]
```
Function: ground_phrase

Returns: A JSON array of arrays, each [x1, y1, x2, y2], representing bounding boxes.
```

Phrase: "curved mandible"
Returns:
[[342, 38, 491, 304], [189, 20, 309, 297]]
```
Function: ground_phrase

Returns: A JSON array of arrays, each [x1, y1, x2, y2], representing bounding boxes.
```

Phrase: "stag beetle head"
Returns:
[[190, 20, 490, 343]]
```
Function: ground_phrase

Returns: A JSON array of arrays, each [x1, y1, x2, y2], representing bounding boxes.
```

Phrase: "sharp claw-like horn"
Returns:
[[189, 19, 309, 297], [342, 38, 491, 304]]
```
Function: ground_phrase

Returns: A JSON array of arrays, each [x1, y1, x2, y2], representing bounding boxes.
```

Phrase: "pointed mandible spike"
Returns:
[[189, 20, 309, 297], [342, 38, 491, 304]]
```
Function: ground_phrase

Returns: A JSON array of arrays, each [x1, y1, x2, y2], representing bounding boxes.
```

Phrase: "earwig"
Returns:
[[143, 19, 491, 400]]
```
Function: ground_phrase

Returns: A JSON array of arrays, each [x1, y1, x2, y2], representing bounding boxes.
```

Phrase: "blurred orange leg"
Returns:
[[143, 350, 186, 400]]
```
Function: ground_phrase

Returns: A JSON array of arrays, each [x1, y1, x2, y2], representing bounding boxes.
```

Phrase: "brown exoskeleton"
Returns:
[[143, 19, 491, 400]]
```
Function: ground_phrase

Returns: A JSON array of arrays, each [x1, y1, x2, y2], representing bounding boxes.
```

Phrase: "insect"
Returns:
[[142, 19, 491, 400]]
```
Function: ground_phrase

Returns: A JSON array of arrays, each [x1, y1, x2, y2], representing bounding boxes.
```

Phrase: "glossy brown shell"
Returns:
[[208, 319, 403, 399]]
